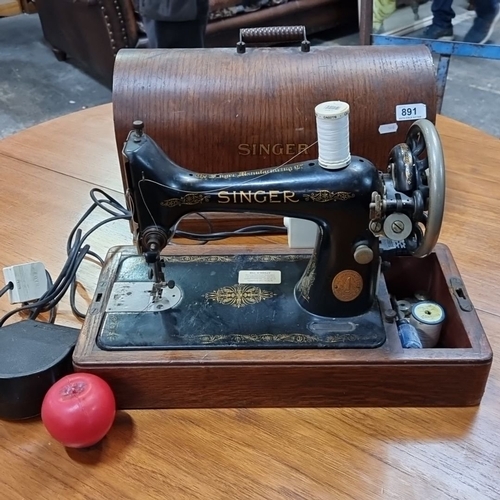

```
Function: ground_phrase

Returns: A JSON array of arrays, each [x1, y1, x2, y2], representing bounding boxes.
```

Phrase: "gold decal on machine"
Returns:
[[304, 191, 355, 203], [217, 190, 299, 204], [204, 284, 276, 308], [238, 143, 310, 156], [161, 194, 209, 207], [193, 164, 304, 180]]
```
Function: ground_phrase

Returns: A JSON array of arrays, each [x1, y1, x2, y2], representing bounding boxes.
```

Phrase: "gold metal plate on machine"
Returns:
[[332, 270, 363, 302]]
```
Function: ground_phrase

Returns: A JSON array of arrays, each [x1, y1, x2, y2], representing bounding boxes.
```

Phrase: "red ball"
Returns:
[[41, 373, 116, 448]]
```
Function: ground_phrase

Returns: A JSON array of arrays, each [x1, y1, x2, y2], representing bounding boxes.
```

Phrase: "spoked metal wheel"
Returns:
[[405, 119, 446, 258]]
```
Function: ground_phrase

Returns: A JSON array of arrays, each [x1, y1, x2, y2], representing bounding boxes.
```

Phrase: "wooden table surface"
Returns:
[[0, 104, 499, 499]]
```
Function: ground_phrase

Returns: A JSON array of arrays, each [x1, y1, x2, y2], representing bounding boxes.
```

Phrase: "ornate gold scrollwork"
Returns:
[[304, 191, 355, 202]]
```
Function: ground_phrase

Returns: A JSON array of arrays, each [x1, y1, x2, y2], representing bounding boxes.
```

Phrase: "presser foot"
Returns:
[[150, 279, 176, 303]]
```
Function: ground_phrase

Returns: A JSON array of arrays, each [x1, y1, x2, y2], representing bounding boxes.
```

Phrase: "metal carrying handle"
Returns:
[[236, 26, 310, 53]]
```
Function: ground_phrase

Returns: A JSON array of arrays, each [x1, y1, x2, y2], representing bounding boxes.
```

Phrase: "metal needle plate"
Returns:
[[105, 282, 183, 313]]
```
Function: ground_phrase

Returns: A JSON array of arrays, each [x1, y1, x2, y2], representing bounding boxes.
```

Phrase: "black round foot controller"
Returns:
[[0, 320, 79, 420]]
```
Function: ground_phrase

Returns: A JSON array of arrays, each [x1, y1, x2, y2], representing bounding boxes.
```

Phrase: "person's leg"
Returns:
[[464, 0, 500, 43], [431, 0, 455, 27], [150, 19, 206, 48], [422, 0, 455, 39], [474, 0, 499, 18], [142, 17, 159, 48], [143, 0, 209, 48]]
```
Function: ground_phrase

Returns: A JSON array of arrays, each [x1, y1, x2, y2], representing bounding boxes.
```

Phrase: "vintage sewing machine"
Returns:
[[99, 106, 444, 350], [75, 105, 491, 409], [73, 41, 491, 409]]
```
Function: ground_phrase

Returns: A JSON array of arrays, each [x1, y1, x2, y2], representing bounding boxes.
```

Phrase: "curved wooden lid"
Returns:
[[112, 44, 436, 179]]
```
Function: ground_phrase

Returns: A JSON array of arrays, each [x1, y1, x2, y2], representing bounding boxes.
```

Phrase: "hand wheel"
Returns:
[[405, 119, 446, 258]]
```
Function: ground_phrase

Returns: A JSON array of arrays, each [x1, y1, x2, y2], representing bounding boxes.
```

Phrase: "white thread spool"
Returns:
[[410, 301, 446, 348], [315, 101, 351, 170]]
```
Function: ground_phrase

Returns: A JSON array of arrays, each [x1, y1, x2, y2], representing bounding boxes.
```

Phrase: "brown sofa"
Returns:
[[34, 0, 358, 87]]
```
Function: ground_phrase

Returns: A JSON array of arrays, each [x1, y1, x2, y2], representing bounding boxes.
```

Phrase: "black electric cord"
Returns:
[[0, 243, 90, 328], [61, 189, 131, 320], [0, 282, 13, 299], [0, 188, 287, 326], [66, 189, 131, 256], [175, 224, 287, 242], [39, 271, 57, 324], [174, 212, 213, 246], [44, 272, 57, 324], [0, 188, 111, 327], [26, 233, 84, 320], [29, 243, 87, 319]]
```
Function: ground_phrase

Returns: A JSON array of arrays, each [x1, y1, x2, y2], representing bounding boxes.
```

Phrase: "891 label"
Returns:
[[395, 103, 427, 121]]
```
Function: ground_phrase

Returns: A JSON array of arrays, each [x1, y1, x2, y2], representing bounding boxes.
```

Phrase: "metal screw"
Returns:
[[370, 221, 382, 233], [391, 220, 405, 234]]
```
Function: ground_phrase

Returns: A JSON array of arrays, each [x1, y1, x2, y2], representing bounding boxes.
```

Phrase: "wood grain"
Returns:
[[0, 106, 123, 193], [112, 45, 436, 179], [1, 307, 500, 500], [73, 244, 491, 408], [1, 105, 500, 499], [0, 0, 21, 16]]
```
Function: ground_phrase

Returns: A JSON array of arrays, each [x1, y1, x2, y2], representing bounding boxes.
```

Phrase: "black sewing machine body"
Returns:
[[89, 119, 443, 352], [124, 129, 383, 319]]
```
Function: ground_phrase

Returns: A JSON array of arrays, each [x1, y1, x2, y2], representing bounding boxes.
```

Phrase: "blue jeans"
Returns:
[[432, 0, 498, 28]]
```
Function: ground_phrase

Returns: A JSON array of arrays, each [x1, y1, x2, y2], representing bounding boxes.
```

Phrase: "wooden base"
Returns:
[[73, 243, 492, 408]]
